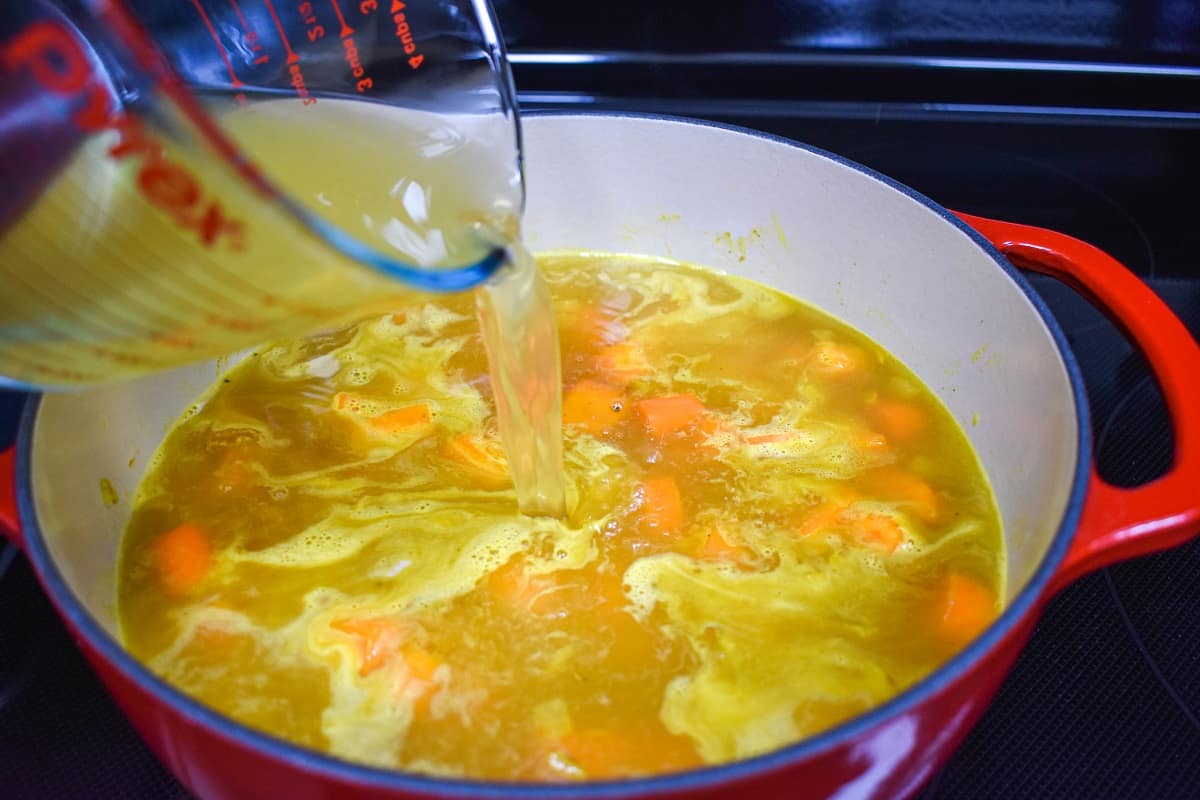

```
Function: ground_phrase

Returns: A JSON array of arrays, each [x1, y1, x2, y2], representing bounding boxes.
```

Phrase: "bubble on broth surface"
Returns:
[[347, 367, 374, 386]]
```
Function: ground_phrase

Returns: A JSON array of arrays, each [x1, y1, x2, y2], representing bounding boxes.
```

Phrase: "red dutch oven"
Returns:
[[2, 114, 1199, 799]]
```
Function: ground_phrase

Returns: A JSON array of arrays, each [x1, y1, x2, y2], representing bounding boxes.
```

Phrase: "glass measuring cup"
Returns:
[[0, 0, 522, 388]]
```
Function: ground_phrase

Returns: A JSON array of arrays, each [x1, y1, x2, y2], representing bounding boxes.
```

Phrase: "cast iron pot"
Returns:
[[3, 114, 1199, 799]]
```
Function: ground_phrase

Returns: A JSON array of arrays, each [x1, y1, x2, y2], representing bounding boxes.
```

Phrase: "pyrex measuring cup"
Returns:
[[0, 0, 522, 389]]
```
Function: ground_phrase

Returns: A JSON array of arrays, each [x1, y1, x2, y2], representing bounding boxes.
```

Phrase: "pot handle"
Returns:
[[956, 212, 1200, 594], [1, 446, 21, 550]]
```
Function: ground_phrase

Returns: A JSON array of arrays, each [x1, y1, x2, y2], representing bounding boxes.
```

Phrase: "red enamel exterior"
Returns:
[[62, 613, 1038, 800], [0, 446, 18, 550], [1, 214, 1198, 799], [956, 213, 1200, 596]]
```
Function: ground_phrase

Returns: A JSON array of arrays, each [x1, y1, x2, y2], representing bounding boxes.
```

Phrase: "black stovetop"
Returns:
[[3, 2, 1200, 796]]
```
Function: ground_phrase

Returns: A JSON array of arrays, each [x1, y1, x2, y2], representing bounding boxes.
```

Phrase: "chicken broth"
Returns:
[[117, 253, 1004, 780]]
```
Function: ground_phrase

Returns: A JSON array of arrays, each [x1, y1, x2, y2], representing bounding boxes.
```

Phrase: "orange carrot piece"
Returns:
[[489, 559, 559, 614], [858, 431, 890, 454], [635, 394, 706, 438], [401, 643, 440, 683], [333, 392, 356, 411], [797, 503, 849, 538], [153, 523, 212, 595], [808, 340, 865, 379], [745, 432, 790, 445], [699, 526, 752, 564], [638, 475, 685, 535], [562, 380, 626, 437], [936, 574, 996, 645], [400, 644, 441, 712], [869, 400, 927, 444], [568, 306, 627, 346], [445, 433, 509, 481], [331, 617, 408, 677], [370, 404, 431, 433], [590, 569, 630, 609], [845, 512, 905, 553], [596, 341, 652, 383], [391, 311, 407, 325], [559, 728, 701, 778], [559, 729, 634, 778], [861, 468, 940, 522]]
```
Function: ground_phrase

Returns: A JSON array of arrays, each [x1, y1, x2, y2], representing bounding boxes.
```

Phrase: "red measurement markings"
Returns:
[[388, 1, 424, 69], [297, 2, 326, 42], [329, 0, 353, 37], [189, 0, 245, 88], [228, 0, 270, 65], [263, 0, 316, 103], [3, 19, 246, 249], [323, 0, 373, 92], [263, 0, 299, 63]]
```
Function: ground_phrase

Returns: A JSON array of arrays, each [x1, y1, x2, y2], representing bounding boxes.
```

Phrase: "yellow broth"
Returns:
[[117, 253, 1004, 780]]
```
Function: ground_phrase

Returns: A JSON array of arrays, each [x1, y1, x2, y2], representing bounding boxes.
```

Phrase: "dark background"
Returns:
[[3, 1, 1199, 797]]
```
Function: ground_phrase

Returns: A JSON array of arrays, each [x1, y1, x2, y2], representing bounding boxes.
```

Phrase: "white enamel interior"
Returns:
[[29, 114, 1079, 642]]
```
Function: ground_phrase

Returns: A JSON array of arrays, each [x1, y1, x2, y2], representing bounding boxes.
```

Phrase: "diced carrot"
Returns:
[[332, 617, 443, 708], [699, 526, 753, 565], [796, 503, 849, 538], [562, 380, 626, 437], [635, 394, 706, 438], [370, 404, 431, 433], [858, 431, 890, 454], [745, 432, 790, 445], [869, 400, 927, 444], [696, 415, 736, 450], [153, 523, 212, 595], [567, 306, 627, 346], [596, 341, 652, 383], [589, 569, 629, 609], [489, 559, 559, 615], [559, 729, 633, 778], [401, 642, 440, 683], [808, 340, 866, 379], [638, 475, 685, 536], [558, 727, 701, 778], [333, 392, 357, 411], [391, 311, 407, 325], [742, 428, 825, 459], [331, 617, 409, 677], [400, 643, 441, 712], [445, 433, 509, 481], [215, 443, 259, 493], [860, 468, 941, 522], [843, 511, 905, 553], [936, 574, 996, 645]]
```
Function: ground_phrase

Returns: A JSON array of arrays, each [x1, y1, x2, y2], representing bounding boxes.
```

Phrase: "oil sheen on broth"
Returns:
[[116, 254, 1004, 781]]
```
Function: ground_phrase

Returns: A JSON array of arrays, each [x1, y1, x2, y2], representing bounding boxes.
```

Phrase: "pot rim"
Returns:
[[13, 111, 1091, 798]]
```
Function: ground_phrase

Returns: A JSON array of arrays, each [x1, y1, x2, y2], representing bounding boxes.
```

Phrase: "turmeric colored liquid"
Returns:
[[0, 98, 521, 387], [117, 254, 1004, 780]]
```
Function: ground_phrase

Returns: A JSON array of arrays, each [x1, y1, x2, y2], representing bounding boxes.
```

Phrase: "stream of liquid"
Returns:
[[475, 243, 567, 517]]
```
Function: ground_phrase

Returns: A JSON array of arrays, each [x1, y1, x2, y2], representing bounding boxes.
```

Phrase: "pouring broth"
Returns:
[[116, 253, 1004, 780]]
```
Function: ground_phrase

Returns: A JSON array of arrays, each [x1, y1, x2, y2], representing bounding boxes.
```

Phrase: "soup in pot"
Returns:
[[117, 253, 1004, 781]]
